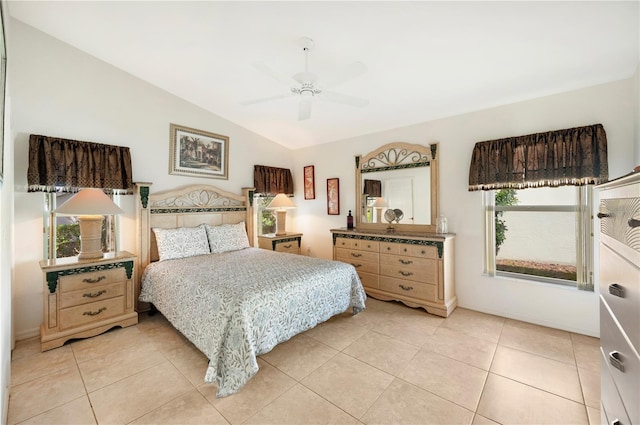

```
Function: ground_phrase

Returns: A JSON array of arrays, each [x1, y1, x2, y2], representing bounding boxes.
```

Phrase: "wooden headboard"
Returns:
[[134, 183, 255, 311]]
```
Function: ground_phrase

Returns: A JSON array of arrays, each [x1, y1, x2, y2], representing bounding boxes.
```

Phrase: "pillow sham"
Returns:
[[205, 222, 250, 254], [153, 225, 211, 261]]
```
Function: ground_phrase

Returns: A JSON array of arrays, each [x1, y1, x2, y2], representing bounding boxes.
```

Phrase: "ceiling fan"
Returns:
[[241, 37, 368, 120]]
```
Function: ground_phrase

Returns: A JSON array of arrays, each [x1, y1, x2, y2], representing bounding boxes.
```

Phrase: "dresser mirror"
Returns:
[[355, 142, 439, 233]]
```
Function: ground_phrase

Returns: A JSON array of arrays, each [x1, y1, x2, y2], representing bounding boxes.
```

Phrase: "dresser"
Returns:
[[258, 233, 303, 255], [597, 171, 640, 425], [331, 229, 456, 317], [40, 251, 138, 351]]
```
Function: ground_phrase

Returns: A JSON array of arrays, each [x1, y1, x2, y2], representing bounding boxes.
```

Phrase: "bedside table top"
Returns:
[[258, 233, 303, 239], [39, 250, 136, 270]]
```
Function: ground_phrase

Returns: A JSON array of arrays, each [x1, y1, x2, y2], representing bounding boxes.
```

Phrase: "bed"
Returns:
[[134, 183, 366, 397]]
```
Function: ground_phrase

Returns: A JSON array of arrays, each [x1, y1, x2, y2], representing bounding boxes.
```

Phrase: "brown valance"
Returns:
[[468, 123, 608, 191], [363, 179, 382, 197], [253, 165, 293, 195], [27, 134, 134, 194]]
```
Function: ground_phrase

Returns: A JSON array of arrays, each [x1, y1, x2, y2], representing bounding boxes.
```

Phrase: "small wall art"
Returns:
[[327, 178, 340, 215], [169, 123, 229, 180], [303, 165, 315, 199]]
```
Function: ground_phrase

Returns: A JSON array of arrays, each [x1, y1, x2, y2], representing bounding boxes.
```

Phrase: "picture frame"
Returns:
[[303, 165, 315, 200], [327, 178, 340, 215], [169, 123, 229, 180]]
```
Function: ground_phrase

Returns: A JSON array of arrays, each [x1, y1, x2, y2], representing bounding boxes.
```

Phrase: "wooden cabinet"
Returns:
[[258, 233, 303, 255], [331, 229, 456, 317], [40, 251, 138, 351], [597, 172, 640, 425]]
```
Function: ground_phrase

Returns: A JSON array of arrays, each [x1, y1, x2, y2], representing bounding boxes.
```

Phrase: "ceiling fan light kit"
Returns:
[[243, 36, 369, 120]]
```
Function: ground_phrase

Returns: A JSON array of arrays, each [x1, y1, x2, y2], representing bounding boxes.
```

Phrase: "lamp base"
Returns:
[[275, 210, 287, 236], [78, 216, 104, 259]]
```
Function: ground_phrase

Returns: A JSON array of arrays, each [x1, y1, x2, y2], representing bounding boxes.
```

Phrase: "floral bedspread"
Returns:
[[139, 247, 366, 397]]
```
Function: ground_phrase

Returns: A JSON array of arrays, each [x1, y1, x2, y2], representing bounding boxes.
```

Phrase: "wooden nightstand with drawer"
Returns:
[[258, 233, 303, 255], [39, 251, 138, 351]]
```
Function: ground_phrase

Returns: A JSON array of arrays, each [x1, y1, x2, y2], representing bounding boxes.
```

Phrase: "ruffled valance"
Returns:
[[253, 165, 293, 195]]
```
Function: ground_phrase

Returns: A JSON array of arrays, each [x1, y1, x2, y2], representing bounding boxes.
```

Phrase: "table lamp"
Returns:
[[54, 188, 124, 259], [372, 197, 387, 223], [268, 194, 296, 236]]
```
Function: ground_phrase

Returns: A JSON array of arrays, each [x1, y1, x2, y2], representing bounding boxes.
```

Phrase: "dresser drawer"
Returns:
[[342, 259, 378, 274], [274, 241, 299, 254], [60, 296, 125, 330], [600, 298, 640, 425], [358, 271, 379, 289], [380, 255, 437, 284], [600, 243, 640, 351], [379, 276, 436, 302], [380, 242, 438, 259], [350, 239, 379, 252], [335, 237, 351, 249], [60, 281, 125, 309], [336, 248, 379, 264], [59, 268, 126, 292], [600, 348, 633, 425]]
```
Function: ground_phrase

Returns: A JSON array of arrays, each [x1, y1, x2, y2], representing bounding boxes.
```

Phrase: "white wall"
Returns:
[[9, 20, 294, 339], [293, 77, 637, 337]]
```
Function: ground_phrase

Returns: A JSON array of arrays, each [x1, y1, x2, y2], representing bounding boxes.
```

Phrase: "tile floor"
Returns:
[[8, 299, 601, 424]]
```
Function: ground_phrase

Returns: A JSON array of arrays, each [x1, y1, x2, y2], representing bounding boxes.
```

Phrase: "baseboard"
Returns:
[[14, 327, 39, 342]]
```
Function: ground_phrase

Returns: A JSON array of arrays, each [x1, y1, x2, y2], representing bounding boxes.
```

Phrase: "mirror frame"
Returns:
[[355, 142, 439, 233]]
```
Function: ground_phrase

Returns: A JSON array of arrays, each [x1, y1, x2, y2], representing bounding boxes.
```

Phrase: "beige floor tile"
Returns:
[[471, 414, 500, 425], [260, 333, 338, 380], [245, 383, 357, 425], [136, 311, 171, 332], [587, 406, 601, 425], [477, 374, 589, 425], [387, 302, 445, 325], [365, 298, 408, 314], [440, 308, 505, 342], [71, 325, 149, 363], [89, 360, 193, 424], [11, 345, 76, 386], [361, 378, 474, 425], [422, 327, 497, 370], [304, 315, 369, 350], [343, 330, 419, 375], [302, 352, 394, 419], [17, 396, 96, 425], [168, 344, 211, 387], [578, 367, 600, 409], [348, 306, 394, 329], [78, 340, 167, 392], [499, 323, 575, 364], [10, 337, 41, 361], [8, 366, 86, 425], [144, 323, 198, 359], [490, 345, 583, 403], [398, 349, 487, 411], [572, 333, 600, 372], [130, 389, 228, 424], [505, 318, 572, 340], [200, 358, 296, 425], [373, 314, 439, 347]]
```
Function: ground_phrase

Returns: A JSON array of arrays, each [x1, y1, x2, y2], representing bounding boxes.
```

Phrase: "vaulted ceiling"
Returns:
[[8, 1, 639, 149]]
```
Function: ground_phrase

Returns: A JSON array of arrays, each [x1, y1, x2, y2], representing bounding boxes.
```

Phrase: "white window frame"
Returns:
[[483, 186, 593, 290]]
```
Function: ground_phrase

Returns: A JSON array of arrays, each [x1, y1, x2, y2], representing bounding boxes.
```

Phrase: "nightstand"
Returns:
[[258, 233, 303, 255], [39, 251, 138, 351]]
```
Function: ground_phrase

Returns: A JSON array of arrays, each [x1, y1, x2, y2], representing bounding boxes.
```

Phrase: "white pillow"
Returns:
[[205, 222, 250, 254], [153, 225, 211, 261]]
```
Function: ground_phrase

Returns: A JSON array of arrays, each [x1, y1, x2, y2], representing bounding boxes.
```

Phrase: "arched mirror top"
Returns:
[[355, 142, 439, 233]]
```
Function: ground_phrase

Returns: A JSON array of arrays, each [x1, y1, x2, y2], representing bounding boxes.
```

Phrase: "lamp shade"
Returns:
[[372, 197, 387, 208], [267, 193, 296, 210], [55, 189, 124, 216]]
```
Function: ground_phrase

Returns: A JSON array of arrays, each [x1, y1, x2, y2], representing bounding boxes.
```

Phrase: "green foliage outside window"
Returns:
[[495, 189, 518, 254]]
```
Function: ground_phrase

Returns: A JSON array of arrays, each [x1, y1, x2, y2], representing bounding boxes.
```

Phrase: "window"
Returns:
[[483, 186, 593, 289], [254, 194, 276, 236]]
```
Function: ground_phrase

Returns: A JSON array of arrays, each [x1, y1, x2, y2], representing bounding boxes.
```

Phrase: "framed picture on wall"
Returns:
[[169, 123, 229, 180], [303, 165, 315, 199], [327, 178, 340, 215]]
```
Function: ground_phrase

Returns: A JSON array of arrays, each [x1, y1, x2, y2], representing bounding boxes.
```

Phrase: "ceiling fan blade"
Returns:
[[240, 93, 293, 106], [252, 62, 295, 86], [319, 91, 369, 108], [321, 62, 367, 89], [298, 97, 312, 121]]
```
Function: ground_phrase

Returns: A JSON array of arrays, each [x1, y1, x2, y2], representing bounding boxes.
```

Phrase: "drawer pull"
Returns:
[[351, 253, 363, 258], [421, 250, 426, 255], [283, 244, 292, 249], [629, 218, 640, 228], [608, 283, 625, 298], [608, 351, 625, 372], [82, 276, 106, 284], [398, 271, 414, 277], [597, 212, 610, 219], [83, 307, 107, 317], [83, 290, 107, 299], [399, 284, 414, 291], [386, 247, 391, 251], [352, 263, 362, 268], [399, 259, 413, 265]]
